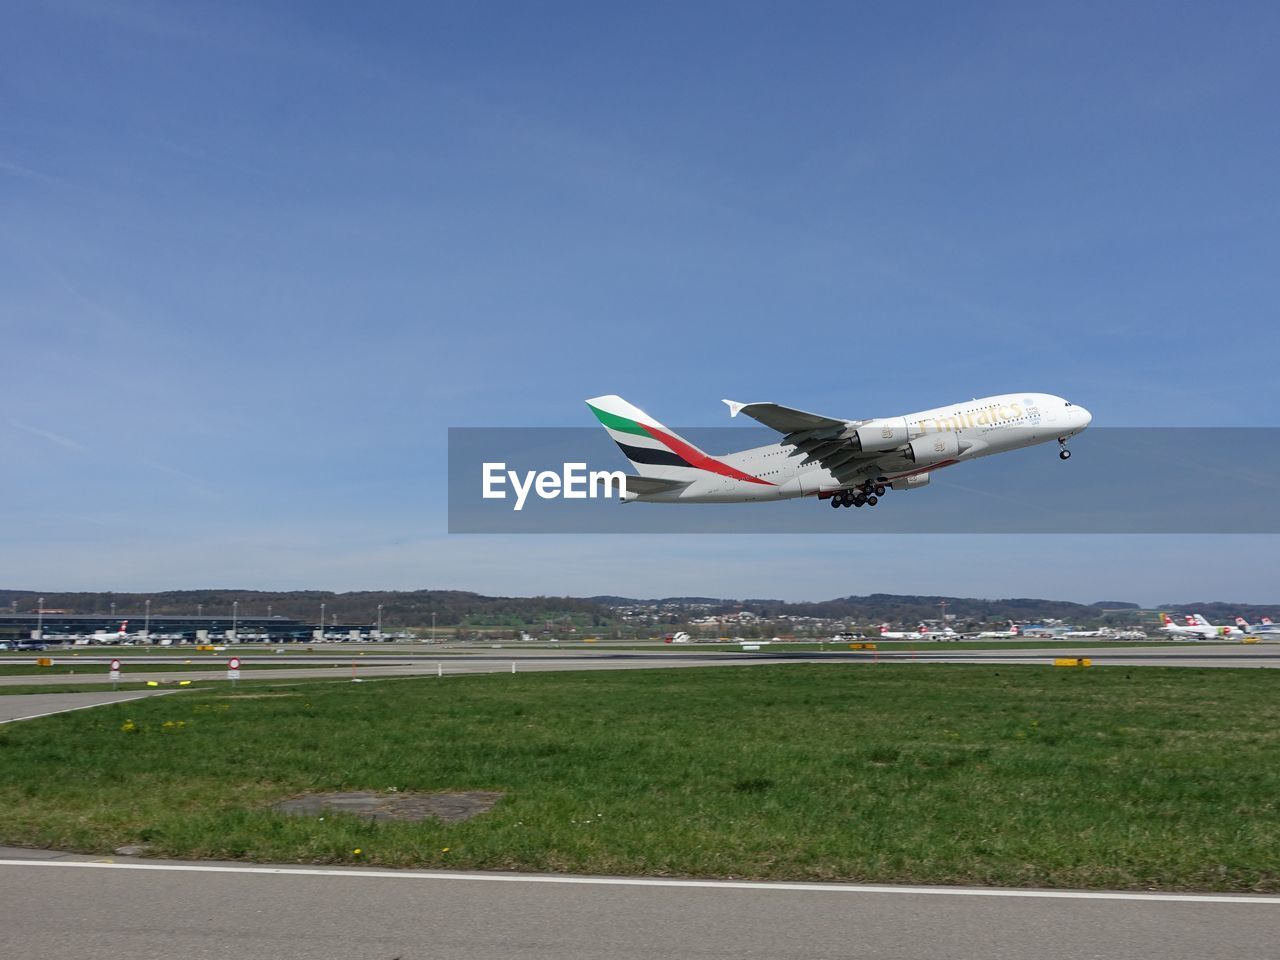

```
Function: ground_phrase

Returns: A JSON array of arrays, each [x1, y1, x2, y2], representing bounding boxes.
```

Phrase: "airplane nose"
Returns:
[[1075, 406, 1092, 429]]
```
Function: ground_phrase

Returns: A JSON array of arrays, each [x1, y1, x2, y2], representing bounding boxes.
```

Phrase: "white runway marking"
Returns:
[[1, 858, 1275, 904]]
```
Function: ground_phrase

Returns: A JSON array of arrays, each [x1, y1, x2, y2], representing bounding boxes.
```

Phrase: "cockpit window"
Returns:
[[1065, 402, 1072, 406]]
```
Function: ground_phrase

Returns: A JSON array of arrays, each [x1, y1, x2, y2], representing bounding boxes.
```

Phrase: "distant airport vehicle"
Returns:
[[586, 392, 1090, 509], [975, 623, 1021, 639], [1236, 616, 1280, 635], [1158, 613, 1232, 639]]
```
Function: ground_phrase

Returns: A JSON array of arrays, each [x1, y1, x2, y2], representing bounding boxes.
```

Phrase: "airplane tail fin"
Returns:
[[1160, 613, 1175, 626], [1193, 614, 1212, 627], [586, 395, 711, 481], [1235, 616, 1251, 630], [1264, 617, 1274, 625]]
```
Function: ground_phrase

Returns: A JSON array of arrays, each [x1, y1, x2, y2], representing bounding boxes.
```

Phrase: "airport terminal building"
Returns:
[[0, 613, 367, 643]]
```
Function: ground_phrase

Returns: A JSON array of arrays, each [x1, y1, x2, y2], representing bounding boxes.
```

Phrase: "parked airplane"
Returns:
[[919, 624, 961, 641], [1062, 628, 1108, 638], [976, 623, 1021, 639], [586, 393, 1090, 508], [1158, 613, 1228, 639], [1236, 616, 1280, 635], [878, 624, 930, 640], [1189, 614, 1243, 637], [81, 621, 135, 644]]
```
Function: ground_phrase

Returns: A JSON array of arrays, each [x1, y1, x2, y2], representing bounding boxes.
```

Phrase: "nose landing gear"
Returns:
[[1057, 437, 1072, 460]]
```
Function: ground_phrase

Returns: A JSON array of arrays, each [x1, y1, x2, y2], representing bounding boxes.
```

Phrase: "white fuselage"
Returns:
[[1160, 617, 1231, 640], [640, 393, 1091, 503], [1238, 619, 1280, 635]]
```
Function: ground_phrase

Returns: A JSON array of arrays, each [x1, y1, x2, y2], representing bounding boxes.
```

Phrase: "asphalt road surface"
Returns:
[[1, 849, 1276, 960], [0, 689, 176, 722]]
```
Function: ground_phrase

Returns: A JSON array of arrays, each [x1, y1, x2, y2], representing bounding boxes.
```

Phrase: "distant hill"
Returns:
[[1159, 601, 1280, 622], [0, 589, 612, 630], [4, 588, 1276, 631]]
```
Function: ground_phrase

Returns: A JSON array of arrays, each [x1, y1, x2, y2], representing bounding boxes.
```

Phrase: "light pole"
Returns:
[[144, 599, 151, 640], [198, 603, 202, 618], [431, 611, 436, 641], [320, 602, 326, 640], [37, 596, 44, 641], [377, 604, 383, 639], [232, 600, 239, 642]]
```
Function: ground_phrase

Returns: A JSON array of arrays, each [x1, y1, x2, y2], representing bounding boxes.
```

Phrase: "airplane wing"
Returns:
[[724, 399, 896, 483], [723, 400, 845, 434]]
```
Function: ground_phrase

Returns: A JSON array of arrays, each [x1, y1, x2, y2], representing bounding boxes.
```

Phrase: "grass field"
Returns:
[[1, 664, 1277, 891]]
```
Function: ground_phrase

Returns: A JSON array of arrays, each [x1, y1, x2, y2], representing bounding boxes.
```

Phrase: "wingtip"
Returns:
[[723, 399, 746, 418]]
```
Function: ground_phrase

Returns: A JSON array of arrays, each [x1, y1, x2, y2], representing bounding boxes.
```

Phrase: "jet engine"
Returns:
[[891, 473, 931, 490], [849, 417, 910, 452], [903, 433, 960, 465]]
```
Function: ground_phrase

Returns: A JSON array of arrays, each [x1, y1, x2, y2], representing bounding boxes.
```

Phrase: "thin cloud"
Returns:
[[8, 420, 88, 453]]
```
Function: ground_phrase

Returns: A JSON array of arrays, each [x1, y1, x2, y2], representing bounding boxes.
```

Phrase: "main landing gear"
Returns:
[[830, 481, 887, 509], [1057, 436, 1072, 460]]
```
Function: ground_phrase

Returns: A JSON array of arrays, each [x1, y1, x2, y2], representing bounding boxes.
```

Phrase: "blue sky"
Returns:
[[3, 1, 1278, 604]]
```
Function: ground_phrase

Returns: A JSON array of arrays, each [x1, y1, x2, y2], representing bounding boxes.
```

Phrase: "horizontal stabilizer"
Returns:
[[622, 475, 691, 496]]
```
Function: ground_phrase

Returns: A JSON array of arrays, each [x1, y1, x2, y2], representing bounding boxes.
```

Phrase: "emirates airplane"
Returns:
[[586, 392, 1091, 508]]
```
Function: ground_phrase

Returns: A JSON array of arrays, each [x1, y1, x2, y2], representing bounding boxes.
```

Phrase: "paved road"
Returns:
[[0, 849, 1276, 960], [0, 689, 176, 723]]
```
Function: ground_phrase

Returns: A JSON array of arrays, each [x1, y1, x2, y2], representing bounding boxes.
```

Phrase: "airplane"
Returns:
[[1062, 627, 1108, 638], [1189, 614, 1244, 638], [88, 620, 135, 644], [1235, 616, 1280, 636], [975, 623, 1021, 639], [585, 392, 1091, 509], [918, 624, 961, 641], [878, 624, 930, 640], [1158, 613, 1229, 640]]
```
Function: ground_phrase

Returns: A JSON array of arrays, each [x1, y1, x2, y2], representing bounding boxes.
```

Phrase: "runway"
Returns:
[[1, 848, 1275, 960], [1, 644, 1277, 687]]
